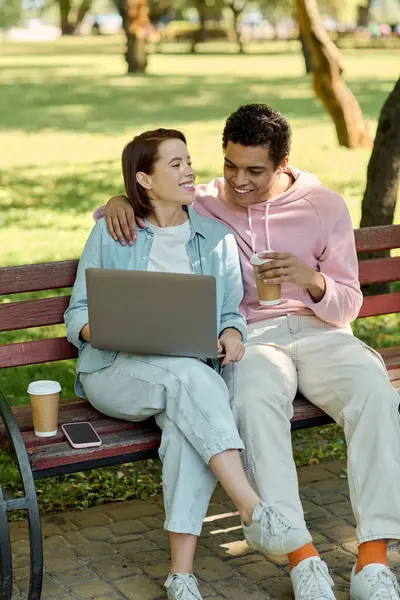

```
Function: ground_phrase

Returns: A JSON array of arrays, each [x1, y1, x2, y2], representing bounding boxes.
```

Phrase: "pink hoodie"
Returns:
[[94, 167, 363, 328]]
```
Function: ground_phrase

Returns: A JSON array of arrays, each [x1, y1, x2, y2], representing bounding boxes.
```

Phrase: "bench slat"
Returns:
[[0, 261, 77, 296], [355, 225, 400, 253], [378, 346, 400, 369], [0, 399, 157, 445], [29, 429, 162, 472], [22, 418, 157, 449], [2, 370, 399, 475], [22, 380, 400, 475], [0, 226, 398, 298], [359, 293, 400, 318], [290, 395, 326, 422], [0, 399, 107, 437], [0, 296, 70, 332], [388, 368, 400, 382], [0, 337, 77, 369], [1, 264, 398, 332], [358, 257, 400, 285]]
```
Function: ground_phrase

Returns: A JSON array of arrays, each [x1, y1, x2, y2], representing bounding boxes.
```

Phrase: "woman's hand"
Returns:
[[218, 328, 245, 367], [104, 195, 146, 246], [257, 252, 326, 302], [80, 323, 90, 342]]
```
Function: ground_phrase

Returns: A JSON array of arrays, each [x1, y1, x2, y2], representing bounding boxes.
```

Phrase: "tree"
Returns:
[[360, 78, 400, 230], [224, 0, 246, 54], [357, 0, 372, 27], [295, 0, 372, 149], [359, 78, 399, 294], [0, 0, 21, 30], [0, 0, 19, 30], [259, 0, 292, 37], [149, 0, 171, 24], [298, 23, 313, 73], [190, 0, 207, 53], [114, 0, 149, 73], [56, 0, 92, 35]]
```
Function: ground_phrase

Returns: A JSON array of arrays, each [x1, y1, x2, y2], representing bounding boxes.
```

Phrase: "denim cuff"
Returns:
[[202, 436, 245, 464], [164, 518, 203, 537]]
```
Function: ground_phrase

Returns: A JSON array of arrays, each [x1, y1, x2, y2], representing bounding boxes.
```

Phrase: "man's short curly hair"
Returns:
[[222, 104, 292, 168]]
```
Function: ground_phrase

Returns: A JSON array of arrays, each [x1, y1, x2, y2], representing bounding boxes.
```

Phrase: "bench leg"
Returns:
[[0, 490, 13, 599], [0, 391, 43, 600]]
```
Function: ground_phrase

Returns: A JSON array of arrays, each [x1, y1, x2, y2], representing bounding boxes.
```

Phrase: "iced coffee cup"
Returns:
[[27, 380, 61, 437], [250, 251, 281, 306]]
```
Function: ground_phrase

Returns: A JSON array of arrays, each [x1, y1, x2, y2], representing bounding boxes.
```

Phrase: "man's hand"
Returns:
[[257, 252, 326, 302], [218, 328, 245, 367], [104, 195, 145, 246], [80, 323, 90, 342]]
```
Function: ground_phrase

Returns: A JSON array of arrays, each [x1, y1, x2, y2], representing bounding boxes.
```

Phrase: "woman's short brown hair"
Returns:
[[121, 128, 187, 219]]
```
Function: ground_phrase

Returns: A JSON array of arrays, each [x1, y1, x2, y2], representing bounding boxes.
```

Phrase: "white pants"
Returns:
[[223, 315, 400, 547]]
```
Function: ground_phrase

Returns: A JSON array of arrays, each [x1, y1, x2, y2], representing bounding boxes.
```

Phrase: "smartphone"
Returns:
[[61, 422, 102, 449]]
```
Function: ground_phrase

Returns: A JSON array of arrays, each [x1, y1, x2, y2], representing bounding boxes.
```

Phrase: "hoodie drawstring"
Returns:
[[248, 203, 271, 254]]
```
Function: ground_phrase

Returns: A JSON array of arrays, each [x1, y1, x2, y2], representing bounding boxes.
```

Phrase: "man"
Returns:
[[93, 104, 400, 600]]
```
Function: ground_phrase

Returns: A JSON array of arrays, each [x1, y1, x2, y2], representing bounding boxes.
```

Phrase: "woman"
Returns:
[[65, 129, 276, 600]]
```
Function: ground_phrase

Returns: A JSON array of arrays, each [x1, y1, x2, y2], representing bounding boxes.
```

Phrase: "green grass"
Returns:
[[0, 38, 399, 514]]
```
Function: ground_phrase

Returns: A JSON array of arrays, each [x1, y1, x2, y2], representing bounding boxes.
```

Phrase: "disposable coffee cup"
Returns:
[[250, 251, 281, 306], [27, 380, 61, 437]]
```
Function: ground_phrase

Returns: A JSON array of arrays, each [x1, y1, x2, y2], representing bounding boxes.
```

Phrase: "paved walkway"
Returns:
[[10, 459, 400, 600]]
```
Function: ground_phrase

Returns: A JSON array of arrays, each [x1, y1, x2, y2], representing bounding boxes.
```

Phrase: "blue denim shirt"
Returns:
[[64, 206, 246, 398]]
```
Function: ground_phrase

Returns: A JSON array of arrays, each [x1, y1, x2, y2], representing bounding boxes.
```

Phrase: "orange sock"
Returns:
[[288, 542, 319, 570], [356, 541, 388, 574]]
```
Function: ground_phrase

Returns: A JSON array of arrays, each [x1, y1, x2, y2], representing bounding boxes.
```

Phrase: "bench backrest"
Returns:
[[1, 225, 399, 370]]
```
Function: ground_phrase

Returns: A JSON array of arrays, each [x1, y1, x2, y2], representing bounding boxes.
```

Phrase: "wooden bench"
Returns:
[[1, 223, 399, 600]]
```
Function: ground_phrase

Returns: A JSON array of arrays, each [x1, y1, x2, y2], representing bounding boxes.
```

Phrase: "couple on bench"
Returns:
[[65, 104, 400, 600]]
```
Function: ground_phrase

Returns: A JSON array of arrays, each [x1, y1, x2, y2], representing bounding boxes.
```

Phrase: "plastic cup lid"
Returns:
[[250, 251, 274, 265], [27, 380, 61, 395]]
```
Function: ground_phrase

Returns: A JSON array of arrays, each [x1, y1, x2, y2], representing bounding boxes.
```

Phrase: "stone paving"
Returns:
[[9, 459, 400, 600]]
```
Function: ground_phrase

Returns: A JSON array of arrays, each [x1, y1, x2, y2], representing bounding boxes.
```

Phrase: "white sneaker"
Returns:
[[243, 503, 312, 556], [165, 573, 203, 600], [350, 564, 400, 600], [290, 557, 336, 600]]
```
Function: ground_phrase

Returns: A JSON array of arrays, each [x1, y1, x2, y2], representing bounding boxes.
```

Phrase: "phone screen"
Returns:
[[62, 423, 101, 444]]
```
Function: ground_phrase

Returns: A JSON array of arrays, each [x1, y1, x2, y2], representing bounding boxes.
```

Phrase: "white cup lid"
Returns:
[[250, 251, 274, 265], [27, 380, 61, 395]]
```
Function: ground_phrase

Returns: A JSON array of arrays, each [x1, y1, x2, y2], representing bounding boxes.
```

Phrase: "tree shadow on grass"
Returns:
[[1, 40, 124, 56], [0, 69, 394, 136], [0, 162, 214, 230], [0, 38, 298, 58], [0, 161, 121, 229]]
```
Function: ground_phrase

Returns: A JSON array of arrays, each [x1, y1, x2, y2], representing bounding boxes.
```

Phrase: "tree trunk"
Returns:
[[191, 0, 206, 54], [230, 2, 246, 54], [299, 26, 313, 73], [357, 0, 373, 27], [360, 77, 400, 229], [232, 11, 243, 53], [115, 0, 149, 73], [295, 0, 372, 149], [59, 0, 74, 35], [149, 0, 170, 53], [74, 0, 92, 32], [359, 78, 400, 294]]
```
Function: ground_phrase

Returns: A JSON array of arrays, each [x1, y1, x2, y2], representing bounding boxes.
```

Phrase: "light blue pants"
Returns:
[[80, 353, 244, 536]]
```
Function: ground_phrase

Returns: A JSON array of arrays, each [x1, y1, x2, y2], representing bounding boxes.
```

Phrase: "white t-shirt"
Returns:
[[147, 221, 193, 274]]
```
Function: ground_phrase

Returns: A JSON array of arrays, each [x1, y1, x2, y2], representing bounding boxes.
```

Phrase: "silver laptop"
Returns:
[[85, 268, 219, 358]]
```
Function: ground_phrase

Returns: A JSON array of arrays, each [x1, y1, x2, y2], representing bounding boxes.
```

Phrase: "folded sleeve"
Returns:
[[64, 221, 103, 350], [219, 233, 247, 341], [93, 205, 106, 222]]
